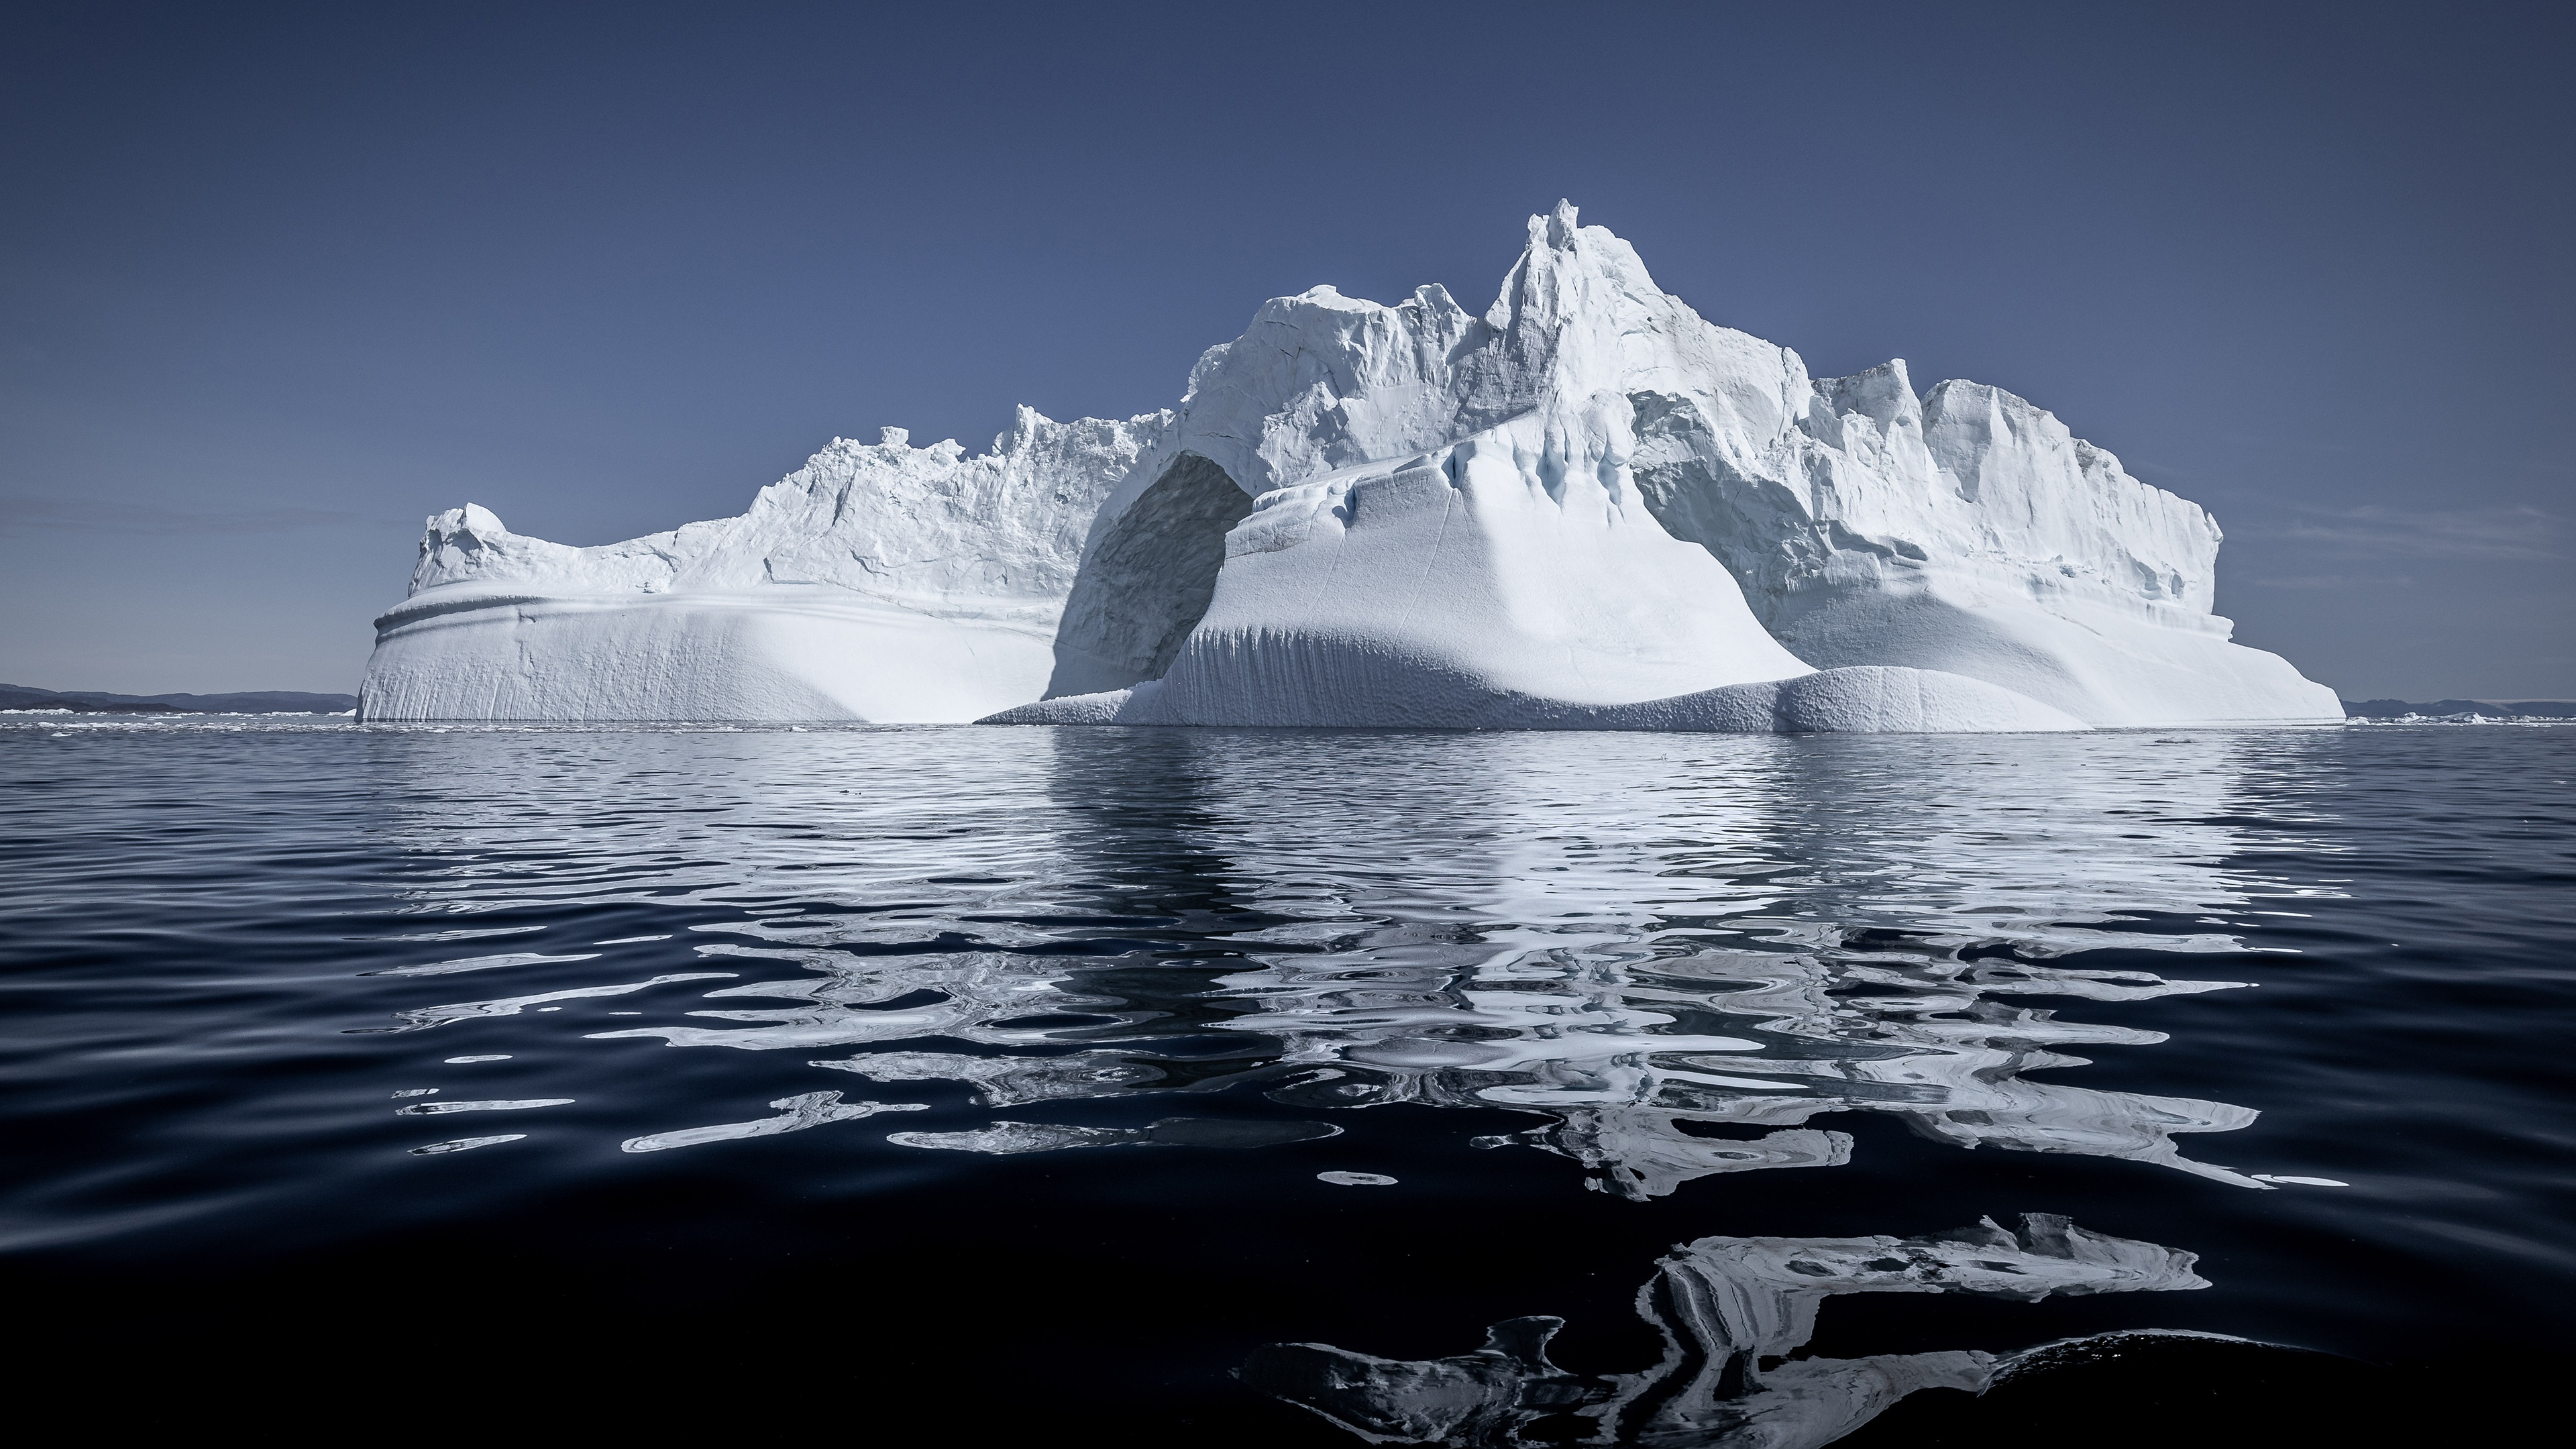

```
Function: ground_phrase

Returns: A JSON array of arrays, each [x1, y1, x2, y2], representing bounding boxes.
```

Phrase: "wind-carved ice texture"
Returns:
[[344, 728, 2347, 1190], [1239, 1213, 2212, 1449]]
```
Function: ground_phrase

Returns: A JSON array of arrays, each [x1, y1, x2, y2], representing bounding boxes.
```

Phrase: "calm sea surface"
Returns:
[[3, 718, 2570, 1441]]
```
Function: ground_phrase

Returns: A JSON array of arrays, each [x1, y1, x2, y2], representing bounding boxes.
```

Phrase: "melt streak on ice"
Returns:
[[360, 204, 2339, 731]]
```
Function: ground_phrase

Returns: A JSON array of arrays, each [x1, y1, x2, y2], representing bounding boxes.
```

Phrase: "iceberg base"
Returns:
[[981, 665, 2089, 734]]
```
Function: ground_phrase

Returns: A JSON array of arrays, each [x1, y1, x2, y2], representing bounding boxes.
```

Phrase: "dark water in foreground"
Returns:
[[3, 718, 2571, 1442]]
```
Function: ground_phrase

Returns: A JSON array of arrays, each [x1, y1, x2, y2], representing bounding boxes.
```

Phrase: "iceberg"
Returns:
[[360, 203, 2337, 731]]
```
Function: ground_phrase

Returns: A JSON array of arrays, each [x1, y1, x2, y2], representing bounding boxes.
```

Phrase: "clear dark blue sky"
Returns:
[[4, 1, 2567, 698]]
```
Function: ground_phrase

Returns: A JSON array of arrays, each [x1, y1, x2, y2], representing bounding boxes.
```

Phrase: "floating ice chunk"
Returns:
[[1317, 1172, 1397, 1187], [2252, 1173, 2350, 1187], [443, 1055, 511, 1064]]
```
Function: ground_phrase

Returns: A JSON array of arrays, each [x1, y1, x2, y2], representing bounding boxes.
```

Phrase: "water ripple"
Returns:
[[5, 718, 2571, 1437]]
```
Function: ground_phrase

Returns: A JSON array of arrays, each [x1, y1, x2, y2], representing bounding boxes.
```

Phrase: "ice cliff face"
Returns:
[[361, 203, 2337, 729]]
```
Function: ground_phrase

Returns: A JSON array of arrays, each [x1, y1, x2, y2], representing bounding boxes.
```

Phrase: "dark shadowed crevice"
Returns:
[[1044, 452, 1255, 698]]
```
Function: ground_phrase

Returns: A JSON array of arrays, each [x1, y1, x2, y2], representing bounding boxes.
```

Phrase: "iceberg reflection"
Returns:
[[363, 729, 2332, 1188], [1240, 1214, 2211, 1448]]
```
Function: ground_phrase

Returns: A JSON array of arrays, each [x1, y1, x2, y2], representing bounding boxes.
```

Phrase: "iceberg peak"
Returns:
[[1546, 197, 1578, 244]]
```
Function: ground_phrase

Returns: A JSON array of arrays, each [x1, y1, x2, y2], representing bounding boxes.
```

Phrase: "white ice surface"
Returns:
[[987, 665, 2086, 735], [1127, 202, 2332, 728], [362, 412, 1171, 722], [362, 203, 2336, 731]]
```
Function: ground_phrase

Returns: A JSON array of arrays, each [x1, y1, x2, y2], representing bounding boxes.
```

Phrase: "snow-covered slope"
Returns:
[[1129, 394, 1829, 727], [363, 202, 2334, 731], [1000, 392, 2078, 733]]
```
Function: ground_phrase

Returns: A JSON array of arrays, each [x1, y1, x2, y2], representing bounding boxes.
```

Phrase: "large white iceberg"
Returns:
[[360, 203, 2337, 731]]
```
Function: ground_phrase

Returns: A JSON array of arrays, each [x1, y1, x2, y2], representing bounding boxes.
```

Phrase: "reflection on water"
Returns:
[[1242, 1213, 2210, 1448], [9, 717, 2566, 1442], [13, 718, 2569, 1440], [347, 729, 2335, 1442], [372, 730, 2321, 1195]]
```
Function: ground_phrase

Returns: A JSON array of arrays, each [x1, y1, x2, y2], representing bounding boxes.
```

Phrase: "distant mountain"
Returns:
[[0, 683, 358, 714], [2343, 698, 2576, 718]]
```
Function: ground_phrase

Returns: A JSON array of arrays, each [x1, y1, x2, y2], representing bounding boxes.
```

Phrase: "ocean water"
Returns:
[[3, 716, 2569, 1442]]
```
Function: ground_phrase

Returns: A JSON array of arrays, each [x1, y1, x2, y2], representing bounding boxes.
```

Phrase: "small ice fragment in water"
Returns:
[[391, 1087, 439, 1098], [2252, 1174, 2350, 1187], [410, 1134, 527, 1155], [1318, 1171, 1397, 1187], [398, 1097, 574, 1115], [594, 935, 672, 945], [444, 1055, 511, 1063]]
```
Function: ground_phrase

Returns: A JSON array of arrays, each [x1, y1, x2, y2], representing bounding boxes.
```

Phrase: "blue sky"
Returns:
[[3, 0, 2567, 697]]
